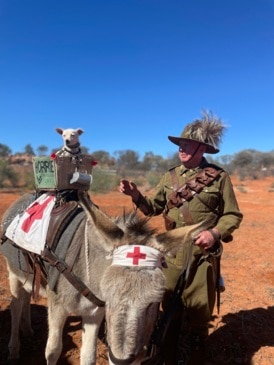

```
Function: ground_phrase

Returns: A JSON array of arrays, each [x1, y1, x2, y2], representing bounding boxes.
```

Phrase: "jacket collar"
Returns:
[[180, 157, 209, 175]]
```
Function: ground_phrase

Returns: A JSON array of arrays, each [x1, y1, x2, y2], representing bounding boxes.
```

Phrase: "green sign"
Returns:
[[33, 157, 57, 189]]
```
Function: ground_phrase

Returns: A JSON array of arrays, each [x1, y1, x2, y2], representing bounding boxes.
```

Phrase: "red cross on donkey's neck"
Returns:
[[126, 246, 147, 265]]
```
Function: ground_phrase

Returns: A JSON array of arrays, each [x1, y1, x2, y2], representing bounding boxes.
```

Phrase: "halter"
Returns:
[[108, 347, 136, 365]]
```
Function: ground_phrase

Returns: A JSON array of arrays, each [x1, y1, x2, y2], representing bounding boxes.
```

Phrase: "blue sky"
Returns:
[[0, 0, 273, 159]]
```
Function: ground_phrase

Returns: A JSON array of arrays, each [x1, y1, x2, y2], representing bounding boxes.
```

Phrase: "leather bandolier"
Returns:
[[163, 166, 222, 229]]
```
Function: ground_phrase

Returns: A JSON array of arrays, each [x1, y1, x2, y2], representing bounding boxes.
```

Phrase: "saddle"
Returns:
[[23, 200, 81, 299], [40, 194, 105, 306], [47, 200, 80, 251], [4, 192, 105, 306]]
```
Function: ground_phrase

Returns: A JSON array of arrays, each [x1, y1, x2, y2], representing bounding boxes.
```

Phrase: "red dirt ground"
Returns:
[[0, 176, 274, 365]]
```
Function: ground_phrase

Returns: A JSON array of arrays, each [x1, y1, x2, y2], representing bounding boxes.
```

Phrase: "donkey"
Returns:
[[0, 191, 211, 365]]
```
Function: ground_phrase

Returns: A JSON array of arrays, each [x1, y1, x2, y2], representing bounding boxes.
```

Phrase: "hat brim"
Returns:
[[168, 136, 219, 154]]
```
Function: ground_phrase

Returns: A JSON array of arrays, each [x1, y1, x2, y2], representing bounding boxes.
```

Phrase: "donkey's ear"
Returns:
[[56, 128, 63, 135], [78, 191, 124, 242]]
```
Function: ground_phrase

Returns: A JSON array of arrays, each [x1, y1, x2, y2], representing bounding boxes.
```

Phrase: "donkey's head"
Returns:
[[101, 213, 209, 364], [78, 192, 211, 365]]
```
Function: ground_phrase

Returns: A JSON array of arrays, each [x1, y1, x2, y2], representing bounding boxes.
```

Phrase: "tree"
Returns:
[[140, 152, 168, 172], [232, 150, 254, 168], [166, 152, 180, 169], [92, 150, 116, 167], [0, 160, 19, 187], [37, 145, 49, 156], [24, 144, 35, 155], [0, 143, 12, 157], [115, 150, 140, 170], [259, 152, 274, 168]]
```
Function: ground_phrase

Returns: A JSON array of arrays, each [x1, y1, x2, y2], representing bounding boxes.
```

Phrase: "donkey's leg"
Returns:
[[45, 297, 67, 365], [8, 280, 32, 360], [80, 308, 105, 365], [20, 288, 33, 336]]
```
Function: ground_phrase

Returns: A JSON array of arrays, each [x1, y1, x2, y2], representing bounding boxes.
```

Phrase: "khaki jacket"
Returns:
[[135, 158, 243, 242]]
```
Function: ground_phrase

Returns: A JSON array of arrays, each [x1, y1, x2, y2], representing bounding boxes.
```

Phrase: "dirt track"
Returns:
[[0, 177, 274, 364]]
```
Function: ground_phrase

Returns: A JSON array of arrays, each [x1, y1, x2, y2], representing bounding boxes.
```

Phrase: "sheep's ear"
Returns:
[[56, 128, 63, 135], [76, 128, 84, 135]]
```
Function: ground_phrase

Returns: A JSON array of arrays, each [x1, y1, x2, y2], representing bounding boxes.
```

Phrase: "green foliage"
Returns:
[[24, 144, 35, 155], [115, 150, 140, 169], [0, 144, 12, 157], [92, 150, 115, 167], [146, 171, 162, 187], [37, 145, 49, 156], [22, 169, 36, 190], [130, 174, 147, 187], [2, 146, 274, 192], [90, 168, 119, 193], [0, 160, 19, 188]]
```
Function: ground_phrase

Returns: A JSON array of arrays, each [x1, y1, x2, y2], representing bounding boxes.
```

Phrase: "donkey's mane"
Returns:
[[114, 211, 157, 239]]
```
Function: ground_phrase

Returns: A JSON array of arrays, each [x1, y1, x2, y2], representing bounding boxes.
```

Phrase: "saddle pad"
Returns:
[[0, 208, 86, 291], [46, 210, 86, 291], [0, 239, 33, 274]]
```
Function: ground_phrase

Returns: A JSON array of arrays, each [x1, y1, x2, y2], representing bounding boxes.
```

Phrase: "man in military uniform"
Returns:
[[119, 110, 243, 365]]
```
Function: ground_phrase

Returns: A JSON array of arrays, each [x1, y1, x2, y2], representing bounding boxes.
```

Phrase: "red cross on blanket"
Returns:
[[21, 195, 54, 233], [6, 193, 55, 254]]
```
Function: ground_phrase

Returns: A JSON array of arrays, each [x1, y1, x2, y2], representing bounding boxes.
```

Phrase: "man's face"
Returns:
[[179, 140, 201, 154], [178, 140, 205, 167]]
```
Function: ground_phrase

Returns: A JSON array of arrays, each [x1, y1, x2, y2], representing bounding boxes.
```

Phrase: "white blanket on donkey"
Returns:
[[6, 193, 55, 255]]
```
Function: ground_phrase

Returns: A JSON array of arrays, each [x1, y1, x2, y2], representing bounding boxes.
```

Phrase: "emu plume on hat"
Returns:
[[168, 110, 226, 154]]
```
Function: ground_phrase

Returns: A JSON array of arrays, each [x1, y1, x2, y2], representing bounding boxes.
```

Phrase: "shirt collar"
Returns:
[[180, 157, 208, 175]]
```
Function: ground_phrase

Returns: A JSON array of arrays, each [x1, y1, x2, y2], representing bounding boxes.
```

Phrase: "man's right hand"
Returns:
[[119, 179, 140, 202]]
